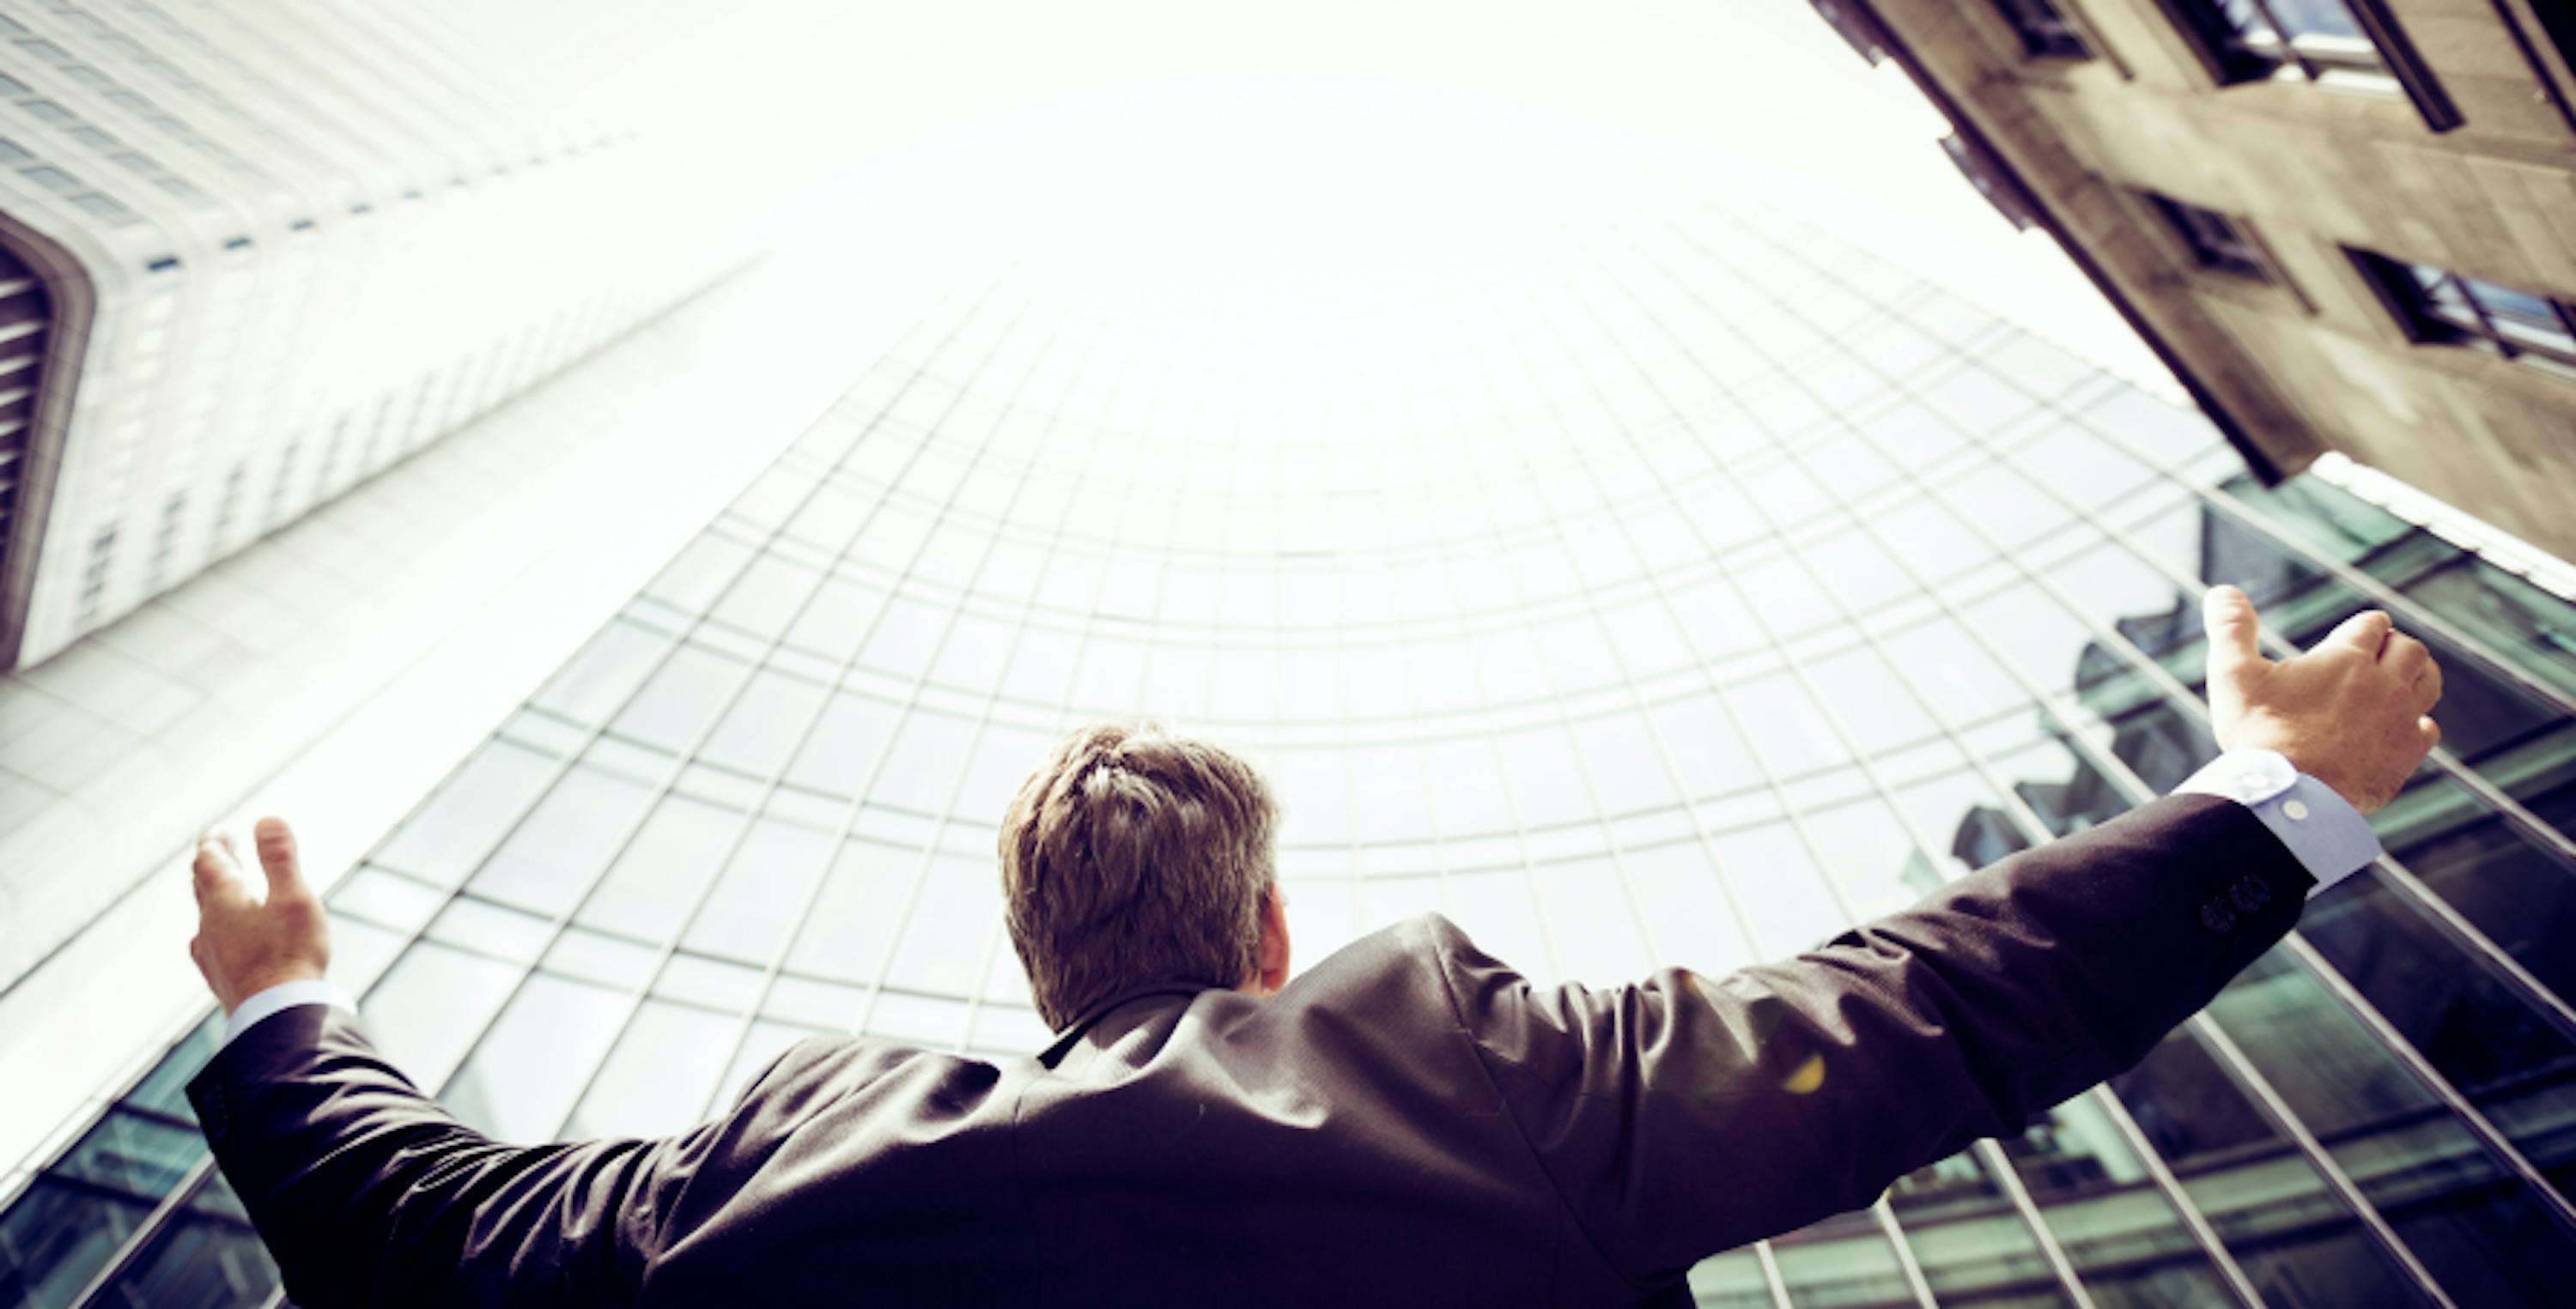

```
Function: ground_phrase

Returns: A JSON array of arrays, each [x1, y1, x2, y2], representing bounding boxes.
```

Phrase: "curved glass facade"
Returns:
[[6, 199, 2574, 1307]]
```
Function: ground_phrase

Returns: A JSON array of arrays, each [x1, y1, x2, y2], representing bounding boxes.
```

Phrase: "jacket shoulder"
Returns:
[[1303, 912, 1484, 979], [719, 1033, 992, 1130], [1268, 912, 1514, 1042]]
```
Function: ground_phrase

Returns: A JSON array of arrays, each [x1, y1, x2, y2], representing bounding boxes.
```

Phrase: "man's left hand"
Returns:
[[191, 817, 331, 1015]]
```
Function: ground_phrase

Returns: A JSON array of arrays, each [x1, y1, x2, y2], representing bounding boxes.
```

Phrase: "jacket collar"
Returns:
[[1038, 981, 1218, 1067]]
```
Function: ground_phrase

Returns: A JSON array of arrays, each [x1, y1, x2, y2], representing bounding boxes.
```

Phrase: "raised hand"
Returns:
[[191, 817, 332, 1015], [2202, 585, 2442, 815]]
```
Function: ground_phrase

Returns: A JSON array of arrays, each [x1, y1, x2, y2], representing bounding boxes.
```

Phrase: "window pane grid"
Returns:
[[21, 199, 2576, 1307], [1690, 215, 2576, 1298]]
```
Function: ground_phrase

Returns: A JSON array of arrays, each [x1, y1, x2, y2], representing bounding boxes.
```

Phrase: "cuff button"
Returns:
[[2231, 875, 2275, 913]]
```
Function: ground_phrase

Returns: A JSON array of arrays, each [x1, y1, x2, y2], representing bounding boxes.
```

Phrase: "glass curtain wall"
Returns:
[[5, 199, 2574, 1308]]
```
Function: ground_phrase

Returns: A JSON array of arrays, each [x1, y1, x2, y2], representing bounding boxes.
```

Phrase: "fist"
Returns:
[[191, 816, 331, 1015], [2202, 585, 2442, 815]]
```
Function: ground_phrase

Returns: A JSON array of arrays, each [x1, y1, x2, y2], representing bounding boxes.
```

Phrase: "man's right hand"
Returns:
[[2202, 585, 2442, 815], [191, 817, 332, 1016]]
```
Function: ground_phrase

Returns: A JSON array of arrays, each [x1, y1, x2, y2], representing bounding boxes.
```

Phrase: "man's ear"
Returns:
[[1250, 887, 1291, 996]]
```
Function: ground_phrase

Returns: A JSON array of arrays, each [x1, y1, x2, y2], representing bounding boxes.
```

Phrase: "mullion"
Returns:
[[1528, 239, 2073, 1309], [46, 302, 990, 1305], [823, 312, 1115, 1058], [410, 292, 1030, 1138], [1352, 314, 1475, 1053], [1675, 216, 2576, 1290], [1431, 264, 1765, 1288], [934, 309, 1162, 1058], [1491, 250, 1926, 1309], [1484, 287, 1711, 1024], [38, 288, 965, 1308], [2450, 271, 2522, 359], [1544, 237, 2117, 1309], [1659, 217, 2566, 1298], [525, 289, 1062, 1139], [2236, 0, 2327, 80], [2479, 289, 2576, 364], [1602, 225, 2275, 1308], [1820, 371, 2536, 1303]]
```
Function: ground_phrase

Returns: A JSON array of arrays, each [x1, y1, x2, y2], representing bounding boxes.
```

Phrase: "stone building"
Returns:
[[1810, 0, 2576, 561]]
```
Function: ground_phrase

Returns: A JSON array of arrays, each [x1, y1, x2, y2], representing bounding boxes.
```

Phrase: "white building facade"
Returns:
[[0, 0, 792, 667]]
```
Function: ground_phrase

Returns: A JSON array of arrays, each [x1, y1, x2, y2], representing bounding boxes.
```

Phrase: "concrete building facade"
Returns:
[[1810, 0, 2576, 564]]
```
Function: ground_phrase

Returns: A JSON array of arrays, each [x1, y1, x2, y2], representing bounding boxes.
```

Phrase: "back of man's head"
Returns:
[[999, 721, 1279, 1030]]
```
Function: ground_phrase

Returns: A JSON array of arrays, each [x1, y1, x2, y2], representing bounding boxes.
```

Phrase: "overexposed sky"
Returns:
[[725, 0, 2178, 397]]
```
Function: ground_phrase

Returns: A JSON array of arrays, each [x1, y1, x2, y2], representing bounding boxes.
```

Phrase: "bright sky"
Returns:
[[727, 0, 2179, 400]]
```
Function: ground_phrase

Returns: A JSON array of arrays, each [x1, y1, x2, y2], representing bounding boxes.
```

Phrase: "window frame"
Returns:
[[2353, 249, 2576, 379], [2146, 0, 2462, 130], [2143, 193, 2275, 282], [1989, 0, 2094, 59]]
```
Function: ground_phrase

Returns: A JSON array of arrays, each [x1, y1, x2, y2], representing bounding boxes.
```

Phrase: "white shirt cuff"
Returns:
[[2174, 748, 2382, 898], [221, 979, 355, 1048]]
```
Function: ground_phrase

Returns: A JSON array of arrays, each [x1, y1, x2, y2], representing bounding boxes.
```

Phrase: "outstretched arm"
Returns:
[[1438, 587, 2442, 1289], [183, 821, 773, 1307]]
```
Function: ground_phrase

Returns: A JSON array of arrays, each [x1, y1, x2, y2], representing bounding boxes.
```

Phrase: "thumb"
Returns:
[[2202, 585, 2269, 691], [2321, 609, 2393, 658], [253, 816, 307, 900]]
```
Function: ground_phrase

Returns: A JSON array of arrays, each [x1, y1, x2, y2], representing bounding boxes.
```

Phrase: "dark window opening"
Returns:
[[2146, 194, 2272, 282], [2532, 1, 2576, 81], [2178, 0, 2383, 82], [2153, 0, 2462, 128], [2354, 250, 2576, 376], [1991, 0, 2092, 58]]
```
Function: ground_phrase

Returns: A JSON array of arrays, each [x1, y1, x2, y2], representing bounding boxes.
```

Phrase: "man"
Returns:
[[187, 586, 2440, 1306]]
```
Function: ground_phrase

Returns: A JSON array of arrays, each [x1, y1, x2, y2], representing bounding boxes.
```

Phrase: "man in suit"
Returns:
[[185, 585, 2440, 1306]]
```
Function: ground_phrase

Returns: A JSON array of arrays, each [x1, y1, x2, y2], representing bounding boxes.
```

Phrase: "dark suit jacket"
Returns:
[[189, 793, 2313, 1307]]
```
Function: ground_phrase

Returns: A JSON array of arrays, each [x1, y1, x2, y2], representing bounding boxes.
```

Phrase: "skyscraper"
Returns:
[[0, 1, 802, 669], [5, 185, 2569, 1306]]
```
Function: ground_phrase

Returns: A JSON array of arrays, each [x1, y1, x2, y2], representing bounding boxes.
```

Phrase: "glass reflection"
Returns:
[[20, 197, 2576, 1309], [1771, 1210, 1920, 1308]]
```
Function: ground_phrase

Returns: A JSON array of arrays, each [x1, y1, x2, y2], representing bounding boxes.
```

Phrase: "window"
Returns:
[[2155, 0, 2460, 128], [76, 524, 116, 627], [70, 194, 139, 225], [145, 491, 183, 589], [2145, 193, 2272, 281], [1990, 0, 2091, 58], [2172, 0, 2380, 81], [2532, 1, 2576, 82], [2354, 250, 2576, 376]]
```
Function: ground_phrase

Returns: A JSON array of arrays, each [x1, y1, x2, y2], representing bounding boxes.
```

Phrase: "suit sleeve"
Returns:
[[1431, 792, 2312, 1289], [185, 1009, 822, 1307]]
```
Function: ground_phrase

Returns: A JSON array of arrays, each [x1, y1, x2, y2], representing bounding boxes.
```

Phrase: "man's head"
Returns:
[[999, 721, 1288, 1030]]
